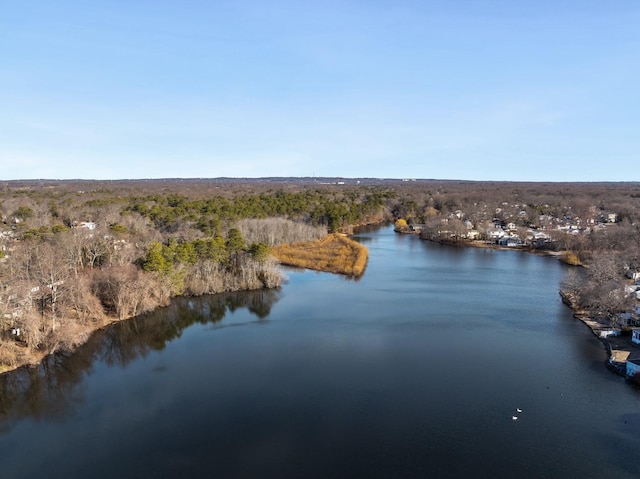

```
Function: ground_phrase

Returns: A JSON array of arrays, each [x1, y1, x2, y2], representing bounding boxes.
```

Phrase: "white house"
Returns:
[[78, 221, 97, 230], [599, 329, 621, 338], [632, 329, 640, 345], [486, 228, 505, 240]]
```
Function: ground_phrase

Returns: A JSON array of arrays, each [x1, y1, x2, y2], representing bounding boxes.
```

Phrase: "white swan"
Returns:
[[516, 408, 522, 413], [512, 416, 518, 420]]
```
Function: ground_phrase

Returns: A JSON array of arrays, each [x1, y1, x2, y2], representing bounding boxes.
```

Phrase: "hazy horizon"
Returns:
[[2, 1, 639, 182]]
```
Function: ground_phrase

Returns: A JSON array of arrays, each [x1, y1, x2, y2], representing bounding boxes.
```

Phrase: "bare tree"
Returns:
[[83, 232, 113, 269], [10, 240, 73, 335], [63, 273, 105, 325], [568, 251, 634, 325], [448, 218, 468, 242], [92, 265, 162, 320], [237, 218, 326, 246]]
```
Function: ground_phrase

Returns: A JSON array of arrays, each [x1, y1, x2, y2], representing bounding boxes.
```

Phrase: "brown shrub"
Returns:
[[560, 251, 581, 266]]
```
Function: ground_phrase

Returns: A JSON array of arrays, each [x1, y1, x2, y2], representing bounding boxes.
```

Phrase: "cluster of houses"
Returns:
[[482, 222, 551, 248], [409, 215, 552, 248], [406, 204, 622, 249], [615, 270, 640, 379]]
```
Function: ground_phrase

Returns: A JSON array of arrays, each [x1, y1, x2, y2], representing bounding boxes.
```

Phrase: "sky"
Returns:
[[1, 1, 639, 182]]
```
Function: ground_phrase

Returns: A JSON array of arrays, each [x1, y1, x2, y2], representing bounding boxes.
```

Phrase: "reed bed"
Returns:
[[271, 234, 368, 277]]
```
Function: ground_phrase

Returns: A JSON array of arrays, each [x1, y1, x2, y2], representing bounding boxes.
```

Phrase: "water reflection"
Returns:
[[0, 289, 281, 431], [2, 226, 639, 478]]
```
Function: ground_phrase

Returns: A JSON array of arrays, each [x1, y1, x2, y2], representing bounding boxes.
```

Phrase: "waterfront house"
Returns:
[[632, 329, 640, 345], [599, 328, 622, 338], [486, 228, 505, 242], [498, 237, 520, 247], [534, 231, 550, 240], [530, 231, 551, 247], [621, 311, 640, 327], [626, 352, 640, 378]]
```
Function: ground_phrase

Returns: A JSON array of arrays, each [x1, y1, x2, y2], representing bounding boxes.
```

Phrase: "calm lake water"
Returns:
[[1, 225, 639, 478]]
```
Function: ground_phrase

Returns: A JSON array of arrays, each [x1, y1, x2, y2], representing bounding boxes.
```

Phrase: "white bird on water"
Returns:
[[516, 408, 523, 413], [512, 416, 518, 421]]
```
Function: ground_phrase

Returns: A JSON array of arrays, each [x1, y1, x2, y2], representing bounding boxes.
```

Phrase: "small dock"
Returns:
[[606, 335, 640, 370], [570, 311, 640, 376]]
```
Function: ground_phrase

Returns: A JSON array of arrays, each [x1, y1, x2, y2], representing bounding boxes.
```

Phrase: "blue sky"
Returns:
[[1, 1, 639, 181]]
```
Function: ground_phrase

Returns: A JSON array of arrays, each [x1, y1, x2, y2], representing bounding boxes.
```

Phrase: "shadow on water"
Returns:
[[0, 289, 281, 432]]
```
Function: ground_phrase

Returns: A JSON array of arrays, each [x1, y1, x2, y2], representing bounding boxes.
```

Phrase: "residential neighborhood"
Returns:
[[394, 196, 640, 380]]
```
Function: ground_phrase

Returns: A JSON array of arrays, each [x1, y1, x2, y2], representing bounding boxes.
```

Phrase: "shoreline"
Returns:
[[398, 228, 639, 380], [0, 280, 281, 377], [0, 283, 282, 376], [0, 284, 281, 376], [560, 291, 640, 377], [1, 233, 368, 376], [394, 228, 565, 259], [1, 314, 131, 375]]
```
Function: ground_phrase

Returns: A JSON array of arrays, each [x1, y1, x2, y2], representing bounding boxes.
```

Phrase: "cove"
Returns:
[[0, 225, 639, 478]]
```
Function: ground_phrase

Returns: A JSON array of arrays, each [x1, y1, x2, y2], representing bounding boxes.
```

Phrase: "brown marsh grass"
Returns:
[[271, 234, 368, 277]]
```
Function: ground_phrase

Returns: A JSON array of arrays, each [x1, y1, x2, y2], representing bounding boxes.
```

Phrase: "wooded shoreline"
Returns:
[[0, 232, 368, 375]]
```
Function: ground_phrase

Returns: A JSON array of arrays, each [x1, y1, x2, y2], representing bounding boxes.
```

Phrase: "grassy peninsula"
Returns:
[[272, 233, 368, 277]]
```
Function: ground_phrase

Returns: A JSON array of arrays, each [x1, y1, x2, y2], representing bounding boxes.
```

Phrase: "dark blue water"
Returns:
[[1, 225, 639, 478]]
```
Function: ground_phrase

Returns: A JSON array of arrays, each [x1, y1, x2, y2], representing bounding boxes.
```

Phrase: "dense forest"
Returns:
[[1, 178, 640, 372]]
